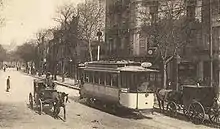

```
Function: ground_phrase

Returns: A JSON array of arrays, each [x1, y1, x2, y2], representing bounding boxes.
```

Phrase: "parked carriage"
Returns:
[[29, 79, 69, 121], [165, 85, 220, 124], [29, 79, 58, 115]]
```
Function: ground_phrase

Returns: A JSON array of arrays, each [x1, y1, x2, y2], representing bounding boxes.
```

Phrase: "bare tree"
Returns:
[[35, 29, 54, 75], [53, 3, 78, 81], [77, 0, 105, 61], [0, 0, 5, 27], [142, 0, 192, 88]]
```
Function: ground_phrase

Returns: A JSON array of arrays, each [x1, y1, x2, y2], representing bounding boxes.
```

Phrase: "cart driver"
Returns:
[[43, 72, 55, 89]]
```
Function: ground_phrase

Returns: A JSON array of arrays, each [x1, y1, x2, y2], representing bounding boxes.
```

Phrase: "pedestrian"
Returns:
[[6, 76, 10, 92]]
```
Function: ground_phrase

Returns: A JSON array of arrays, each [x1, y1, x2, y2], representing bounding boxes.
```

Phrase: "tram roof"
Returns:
[[79, 60, 141, 67], [79, 60, 159, 72], [182, 85, 213, 88], [80, 65, 159, 73], [118, 66, 159, 72]]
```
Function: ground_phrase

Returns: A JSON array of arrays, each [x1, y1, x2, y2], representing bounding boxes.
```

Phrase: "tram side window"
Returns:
[[111, 74, 118, 87], [106, 73, 111, 86], [156, 73, 162, 84], [94, 72, 99, 84], [85, 72, 89, 82], [121, 72, 132, 89], [100, 72, 105, 85], [88, 72, 94, 83], [145, 73, 150, 81], [121, 73, 127, 88], [130, 73, 136, 91]]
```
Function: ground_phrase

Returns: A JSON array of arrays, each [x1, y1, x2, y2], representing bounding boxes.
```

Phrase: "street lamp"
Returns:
[[97, 29, 102, 61]]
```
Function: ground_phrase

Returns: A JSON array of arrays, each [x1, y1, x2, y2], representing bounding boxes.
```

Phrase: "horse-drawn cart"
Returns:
[[182, 85, 219, 124], [29, 79, 57, 115], [165, 85, 220, 124], [29, 79, 69, 121]]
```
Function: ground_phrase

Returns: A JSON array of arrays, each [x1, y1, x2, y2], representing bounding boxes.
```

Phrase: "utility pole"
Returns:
[[210, 0, 213, 87], [97, 0, 102, 61], [97, 30, 102, 61]]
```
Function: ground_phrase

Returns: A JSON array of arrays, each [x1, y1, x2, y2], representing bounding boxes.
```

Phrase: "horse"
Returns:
[[155, 88, 183, 113], [52, 92, 69, 121]]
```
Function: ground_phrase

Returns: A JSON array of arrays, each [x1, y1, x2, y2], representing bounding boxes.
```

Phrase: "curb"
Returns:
[[54, 81, 80, 90]]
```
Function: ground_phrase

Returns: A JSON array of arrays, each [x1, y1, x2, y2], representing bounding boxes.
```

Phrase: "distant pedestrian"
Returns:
[[6, 76, 10, 92]]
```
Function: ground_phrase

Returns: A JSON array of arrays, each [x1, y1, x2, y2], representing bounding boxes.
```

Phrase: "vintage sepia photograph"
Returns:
[[0, 0, 220, 129]]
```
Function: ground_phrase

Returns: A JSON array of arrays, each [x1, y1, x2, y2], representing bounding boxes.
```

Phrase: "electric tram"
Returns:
[[78, 60, 162, 111]]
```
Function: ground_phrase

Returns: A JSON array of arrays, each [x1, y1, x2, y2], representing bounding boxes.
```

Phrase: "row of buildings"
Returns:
[[103, 0, 220, 86], [34, 0, 220, 87]]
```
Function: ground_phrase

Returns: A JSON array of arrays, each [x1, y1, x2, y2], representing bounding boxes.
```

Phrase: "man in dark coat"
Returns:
[[6, 76, 10, 92], [43, 72, 55, 89]]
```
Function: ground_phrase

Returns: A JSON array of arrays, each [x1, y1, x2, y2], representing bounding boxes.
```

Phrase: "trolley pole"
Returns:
[[210, 0, 213, 87]]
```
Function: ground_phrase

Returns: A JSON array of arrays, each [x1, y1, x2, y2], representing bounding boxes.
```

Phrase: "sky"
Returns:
[[0, 0, 82, 46]]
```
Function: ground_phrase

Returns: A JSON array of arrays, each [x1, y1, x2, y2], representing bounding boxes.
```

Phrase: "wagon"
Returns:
[[166, 85, 220, 124], [29, 79, 57, 115], [182, 85, 219, 124]]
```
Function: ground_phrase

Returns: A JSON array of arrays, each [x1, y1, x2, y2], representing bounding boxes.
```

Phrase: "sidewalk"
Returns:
[[54, 76, 80, 90], [31, 74, 80, 90]]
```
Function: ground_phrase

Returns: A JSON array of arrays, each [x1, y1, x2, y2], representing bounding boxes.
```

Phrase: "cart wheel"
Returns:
[[38, 99, 43, 115], [167, 101, 177, 117], [208, 106, 220, 124], [188, 101, 205, 124], [29, 93, 33, 109]]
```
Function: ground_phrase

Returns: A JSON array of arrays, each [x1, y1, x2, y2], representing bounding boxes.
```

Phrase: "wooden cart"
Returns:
[[29, 79, 57, 115], [182, 85, 218, 124], [165, 85, 220, 124]]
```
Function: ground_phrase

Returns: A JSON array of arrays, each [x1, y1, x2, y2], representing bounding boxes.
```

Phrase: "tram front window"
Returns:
[[121, 72, 154, 93]]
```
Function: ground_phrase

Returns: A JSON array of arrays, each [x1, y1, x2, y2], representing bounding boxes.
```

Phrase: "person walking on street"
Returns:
[[3, 66, 6, 72], [6, 76, 10, 92]]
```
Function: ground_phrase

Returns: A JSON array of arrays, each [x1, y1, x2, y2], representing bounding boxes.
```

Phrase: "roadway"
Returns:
[[0, 68, 216, 129]]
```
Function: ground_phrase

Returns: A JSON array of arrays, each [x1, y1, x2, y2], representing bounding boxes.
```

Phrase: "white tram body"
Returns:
[[78, 61, 161, 111]]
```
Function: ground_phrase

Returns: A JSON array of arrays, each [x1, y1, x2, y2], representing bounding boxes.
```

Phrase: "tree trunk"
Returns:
[[163, 62, 167, 89], [62, 59, 65, 82], [88, 40, 93, 61], [173, 57, 179, 90]]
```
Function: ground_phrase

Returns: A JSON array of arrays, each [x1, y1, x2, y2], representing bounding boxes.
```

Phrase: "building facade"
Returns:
[[105, 0, 220, 86], [105, 0, 159, 59]]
